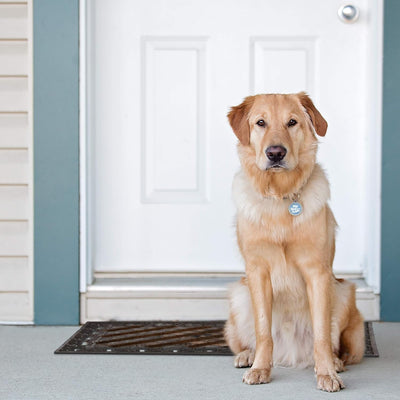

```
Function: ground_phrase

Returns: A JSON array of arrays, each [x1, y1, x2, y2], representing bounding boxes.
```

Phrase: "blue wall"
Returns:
[[33, 0, 80, 324], [381, 0, 400, 321]]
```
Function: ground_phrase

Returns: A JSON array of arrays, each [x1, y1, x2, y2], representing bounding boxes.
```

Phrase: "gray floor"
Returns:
[[0, 323, 399, 400]]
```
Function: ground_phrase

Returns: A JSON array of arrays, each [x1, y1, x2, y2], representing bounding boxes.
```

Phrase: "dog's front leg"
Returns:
[[301, 267, 345, 392], [242, 263, 273, 385]]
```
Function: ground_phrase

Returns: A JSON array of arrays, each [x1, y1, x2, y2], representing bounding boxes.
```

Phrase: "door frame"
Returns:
[[74, 0, 392, 322]]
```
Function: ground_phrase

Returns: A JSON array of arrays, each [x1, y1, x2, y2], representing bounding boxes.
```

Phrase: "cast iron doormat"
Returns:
[[55, 320, 379, 357]]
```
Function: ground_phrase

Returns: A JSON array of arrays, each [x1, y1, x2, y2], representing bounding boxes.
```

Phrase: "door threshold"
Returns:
[[81, 274, 379, 323]]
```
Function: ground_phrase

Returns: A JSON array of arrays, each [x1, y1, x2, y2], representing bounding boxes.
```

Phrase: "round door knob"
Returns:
[[338, 4, 359, 23]]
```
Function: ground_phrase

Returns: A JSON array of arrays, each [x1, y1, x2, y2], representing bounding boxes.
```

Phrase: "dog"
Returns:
[[224, 93, 364, 392]]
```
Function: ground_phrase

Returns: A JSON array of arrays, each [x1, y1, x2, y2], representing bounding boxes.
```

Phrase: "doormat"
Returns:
[[55, 320, 379, 357]]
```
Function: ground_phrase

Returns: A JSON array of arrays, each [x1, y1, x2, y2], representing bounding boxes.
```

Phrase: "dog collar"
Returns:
[[262, 191, 303, 216]]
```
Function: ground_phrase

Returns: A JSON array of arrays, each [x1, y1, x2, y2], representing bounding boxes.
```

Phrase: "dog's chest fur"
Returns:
[[232, 163, 330, 234], [232, 163, 331, 301]]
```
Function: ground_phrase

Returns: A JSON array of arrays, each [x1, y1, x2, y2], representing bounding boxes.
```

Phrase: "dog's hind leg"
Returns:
[[332, 355, 346, 372], [340, 308, 365, 365], [234, 349, 255, 368], [224, 311, 255, 368], [224, 278, 256, 368], [332, 278, 365, 366]]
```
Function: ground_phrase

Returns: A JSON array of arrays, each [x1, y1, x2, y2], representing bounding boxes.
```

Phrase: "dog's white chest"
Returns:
[[232, 164, 331, 228]]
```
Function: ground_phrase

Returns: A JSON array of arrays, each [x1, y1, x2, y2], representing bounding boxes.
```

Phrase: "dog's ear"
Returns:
[[227, 96, 255, 145], [297, 92, 328, 137]]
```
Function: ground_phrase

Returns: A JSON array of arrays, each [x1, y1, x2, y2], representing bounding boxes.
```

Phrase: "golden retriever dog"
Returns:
[[224, 93, 364, 392]]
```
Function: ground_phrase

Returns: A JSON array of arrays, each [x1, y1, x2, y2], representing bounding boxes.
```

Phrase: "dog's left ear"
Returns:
[[297, 92, 328, 137], [227, 96, 255, 145]]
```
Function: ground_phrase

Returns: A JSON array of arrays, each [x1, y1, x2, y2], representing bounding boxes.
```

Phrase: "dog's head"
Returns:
[[228, 93, 327, 195], [228, 92, 327, 171]]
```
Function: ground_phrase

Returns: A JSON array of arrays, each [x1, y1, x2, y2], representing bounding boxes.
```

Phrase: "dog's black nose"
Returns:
[[266, 146, 287, 162]]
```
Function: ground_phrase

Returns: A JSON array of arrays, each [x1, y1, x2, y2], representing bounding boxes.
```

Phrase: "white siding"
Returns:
[[0, 1, 32, 322]]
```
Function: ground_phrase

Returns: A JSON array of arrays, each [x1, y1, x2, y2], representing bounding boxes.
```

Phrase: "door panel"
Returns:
[[88, 0, 379, 275]]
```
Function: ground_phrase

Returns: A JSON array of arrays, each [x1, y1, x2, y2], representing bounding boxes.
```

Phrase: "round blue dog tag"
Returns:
[[288, 201, 302, 216]]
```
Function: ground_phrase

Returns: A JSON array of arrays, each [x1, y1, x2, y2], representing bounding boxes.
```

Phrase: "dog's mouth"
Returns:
[[266, 162, 287, 170]]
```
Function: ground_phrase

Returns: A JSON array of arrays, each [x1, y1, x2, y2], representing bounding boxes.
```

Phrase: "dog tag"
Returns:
[[288, 201, 302, 216]]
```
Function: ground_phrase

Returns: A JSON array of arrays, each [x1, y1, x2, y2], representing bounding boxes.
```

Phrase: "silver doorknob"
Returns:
[[338, 4, 359, 23]]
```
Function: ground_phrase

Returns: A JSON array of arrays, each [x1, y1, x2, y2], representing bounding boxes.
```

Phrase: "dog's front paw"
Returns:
[[234, 349, 255, 368], [242, 368, 271, 385], [316, 372, 345, 392]]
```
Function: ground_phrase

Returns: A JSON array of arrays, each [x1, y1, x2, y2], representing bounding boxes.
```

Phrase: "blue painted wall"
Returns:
[[33, 0, 80, 324], [381, 0, 400, 321]]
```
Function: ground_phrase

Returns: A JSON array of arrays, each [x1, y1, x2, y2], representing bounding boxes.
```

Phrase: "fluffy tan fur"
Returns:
[[224, 93, 364, 392]]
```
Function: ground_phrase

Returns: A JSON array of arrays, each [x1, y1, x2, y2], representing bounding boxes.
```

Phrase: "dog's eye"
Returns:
[[256, 120, 265, 127], [288, 119, 297, 127]]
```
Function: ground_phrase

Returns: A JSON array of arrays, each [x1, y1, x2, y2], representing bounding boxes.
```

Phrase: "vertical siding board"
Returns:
[[33, 0, 79, 324]]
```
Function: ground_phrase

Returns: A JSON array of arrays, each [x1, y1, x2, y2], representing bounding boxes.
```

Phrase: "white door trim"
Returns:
[[79, 0, 89, 292], [362, 0, 383, 294], [79, 0, 383, 296]]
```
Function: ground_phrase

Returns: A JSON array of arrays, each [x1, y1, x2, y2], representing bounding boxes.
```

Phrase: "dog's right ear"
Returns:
[[227, 96, 255, 145]]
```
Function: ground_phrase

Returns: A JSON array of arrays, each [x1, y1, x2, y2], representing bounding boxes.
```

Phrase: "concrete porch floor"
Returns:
[[0, 323, 399, 400]]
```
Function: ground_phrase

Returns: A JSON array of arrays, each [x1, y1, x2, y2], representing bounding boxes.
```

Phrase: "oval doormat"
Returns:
[[55, 320, 378, 357]]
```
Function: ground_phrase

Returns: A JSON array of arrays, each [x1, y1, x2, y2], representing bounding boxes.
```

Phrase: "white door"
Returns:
[[86, 0, 381, 289]]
